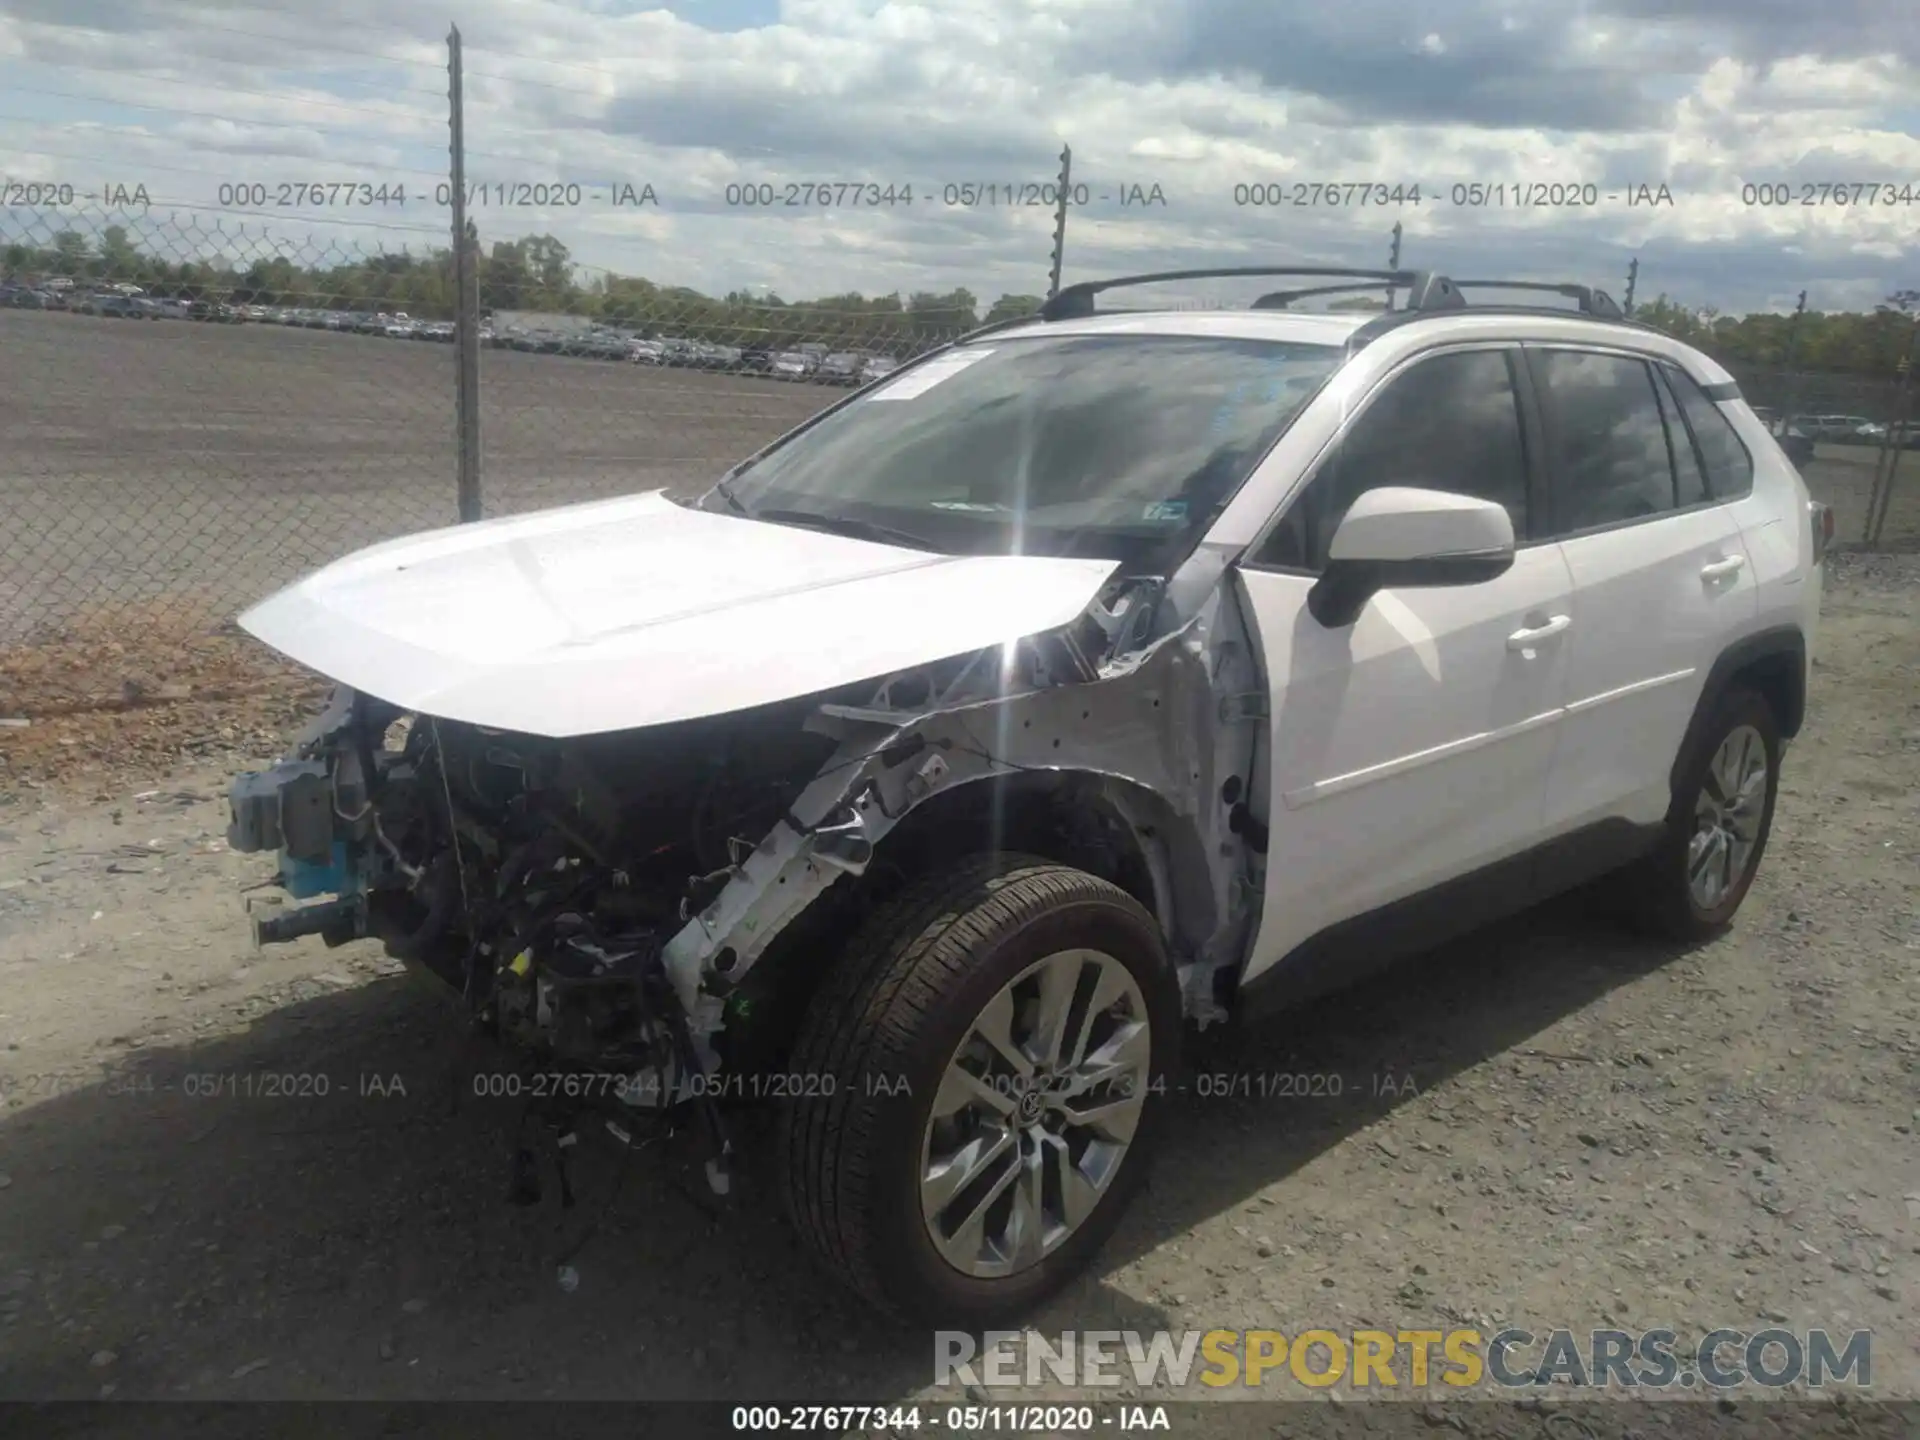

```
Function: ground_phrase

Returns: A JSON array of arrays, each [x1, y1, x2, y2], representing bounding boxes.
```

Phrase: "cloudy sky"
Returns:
[[0, 0, 1915, 314]]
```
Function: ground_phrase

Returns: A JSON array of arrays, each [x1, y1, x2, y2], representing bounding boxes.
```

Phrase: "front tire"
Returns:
[[1628, 686, 1781, 939], [779, 856, 1178, 1325]]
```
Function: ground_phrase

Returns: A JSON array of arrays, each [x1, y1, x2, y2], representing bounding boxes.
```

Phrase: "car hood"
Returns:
[[239, 490, 1119, 737]]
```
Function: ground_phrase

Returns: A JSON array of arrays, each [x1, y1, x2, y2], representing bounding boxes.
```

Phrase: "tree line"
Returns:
[[4, 224, 1915, 372]]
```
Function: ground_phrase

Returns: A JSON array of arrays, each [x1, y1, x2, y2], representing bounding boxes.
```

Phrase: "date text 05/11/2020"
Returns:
[[210, 180, 1157, 210], [208, 181, 662, 209], [719, 181, 1168, 207], [1228, 181, 1678, 208]]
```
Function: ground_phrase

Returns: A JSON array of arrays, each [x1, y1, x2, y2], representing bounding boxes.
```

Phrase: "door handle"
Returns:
[[1507, 614, 1571, 651], [1700, 555, 1747, 581]]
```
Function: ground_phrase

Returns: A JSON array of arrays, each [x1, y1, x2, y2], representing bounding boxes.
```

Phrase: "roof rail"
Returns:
[[954, 311, 1047, 343], [998, 268, 1627, 329], [1039, 267, 1459, 321], [1251, 282, 1405, 311], [1448, 281, 1624, 319]]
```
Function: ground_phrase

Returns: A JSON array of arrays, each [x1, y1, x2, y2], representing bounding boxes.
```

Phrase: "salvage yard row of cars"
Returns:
[[0, 279, 908, 386]]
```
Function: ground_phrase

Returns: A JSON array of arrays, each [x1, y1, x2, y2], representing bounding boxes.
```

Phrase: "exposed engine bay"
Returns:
[[231, 683, 851, 1092], [226, 576, 1269, 1198]]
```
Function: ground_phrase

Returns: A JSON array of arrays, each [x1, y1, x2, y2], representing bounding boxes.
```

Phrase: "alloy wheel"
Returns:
[[919, 948, 1151, 1279], [1688, 723, 1769, 911]]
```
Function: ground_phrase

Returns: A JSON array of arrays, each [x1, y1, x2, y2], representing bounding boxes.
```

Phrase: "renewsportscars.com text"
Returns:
[[936, 1327, 1873, 1391]]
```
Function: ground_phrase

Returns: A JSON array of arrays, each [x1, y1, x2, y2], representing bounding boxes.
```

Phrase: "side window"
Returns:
[[1536, 350, 1675, 533], [1662, 362, 1756, 500], [1651, 365, 1711, 507], [1254, 349, 1529, 571]]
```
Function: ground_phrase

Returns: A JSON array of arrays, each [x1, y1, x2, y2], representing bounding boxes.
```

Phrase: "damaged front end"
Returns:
[[226, 565, 1269, 1203], [226, 681, 852, 1140]]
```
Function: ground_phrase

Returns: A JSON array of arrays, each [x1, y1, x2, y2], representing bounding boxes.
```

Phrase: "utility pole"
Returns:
[[449, 25, 482, 523], [1623, 258, 1638, 318], [1386, 222, 1402, 310], [1865, 318, 1917, 545], [1047, 146, 1071, 300], [1782, 289, 1808, 439]]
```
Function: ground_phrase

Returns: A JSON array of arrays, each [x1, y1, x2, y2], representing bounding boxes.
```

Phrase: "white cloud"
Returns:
[[0, 0, 1911, 313]]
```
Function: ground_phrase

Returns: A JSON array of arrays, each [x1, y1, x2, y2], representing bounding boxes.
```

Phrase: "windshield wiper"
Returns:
[[750, 507, 943, 552]]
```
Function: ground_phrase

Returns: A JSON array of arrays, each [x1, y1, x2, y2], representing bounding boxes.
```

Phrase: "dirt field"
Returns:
[[5, 305, 1918, 655], [0, 308, 829, 645], [0, 550, 1914, 1417]]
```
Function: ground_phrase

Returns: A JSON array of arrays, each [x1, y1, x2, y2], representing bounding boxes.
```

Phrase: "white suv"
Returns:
[[225, 266, 1832, 1324]]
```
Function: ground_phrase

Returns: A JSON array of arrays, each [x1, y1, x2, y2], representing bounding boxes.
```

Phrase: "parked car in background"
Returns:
[[859, 354, 900, 385], [817, 353, 865, 385], [577, 331, 634, 360], [381, 313, 416, 339], [628, 339, 665, 364], [1801, 414, 1884, 444], [85, 293, 151, 319], [154, 297, 193, 320], [1750, 410, 1815, 466], [770, 349, 818, 380], [738, 345, 776, 375]]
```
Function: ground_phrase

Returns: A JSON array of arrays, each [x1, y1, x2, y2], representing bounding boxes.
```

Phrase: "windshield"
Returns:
[[699, 332, 1344, 564]]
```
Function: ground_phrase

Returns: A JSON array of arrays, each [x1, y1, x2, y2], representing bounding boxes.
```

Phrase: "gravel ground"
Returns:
[[0, 553, 1914, 1419]]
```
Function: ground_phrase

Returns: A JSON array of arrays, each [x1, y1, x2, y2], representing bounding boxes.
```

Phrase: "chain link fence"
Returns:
[[0, 204, 975, 661], [473, 256, 978, 520], [1, 200, 1915, 722], [1721, 360, 1919, 549]]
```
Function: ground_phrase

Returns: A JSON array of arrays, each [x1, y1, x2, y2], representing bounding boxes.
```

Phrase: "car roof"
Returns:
[[961, 306, 1739, 381], [975, 309, 1374, 346]]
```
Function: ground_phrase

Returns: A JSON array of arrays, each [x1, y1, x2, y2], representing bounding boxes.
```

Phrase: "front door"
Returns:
[[1235, 346, 1575, 985]]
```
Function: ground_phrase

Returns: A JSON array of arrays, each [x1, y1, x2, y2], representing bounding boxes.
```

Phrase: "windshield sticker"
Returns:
[[865, 348, 995, 400], [1143, 500, 1188, 522]]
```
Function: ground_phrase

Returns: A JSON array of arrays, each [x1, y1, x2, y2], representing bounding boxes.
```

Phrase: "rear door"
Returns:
[[1529, 346, 1759, 836]]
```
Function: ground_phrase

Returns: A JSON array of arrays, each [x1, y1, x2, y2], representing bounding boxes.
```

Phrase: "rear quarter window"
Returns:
[[1662, 363, 1756, 499]]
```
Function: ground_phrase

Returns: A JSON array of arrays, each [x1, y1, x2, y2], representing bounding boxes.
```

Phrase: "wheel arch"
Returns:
[[1671, 625, 1806, 795], [720, 767, 1210, 1077]]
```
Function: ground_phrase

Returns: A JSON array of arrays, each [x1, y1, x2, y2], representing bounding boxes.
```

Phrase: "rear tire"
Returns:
[[778, 855, 1178, 1325], [1626, 686, 1781, 940]]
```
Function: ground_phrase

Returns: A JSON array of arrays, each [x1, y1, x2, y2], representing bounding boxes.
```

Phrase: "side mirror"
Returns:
[[1307, 486, 1516, 627]]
